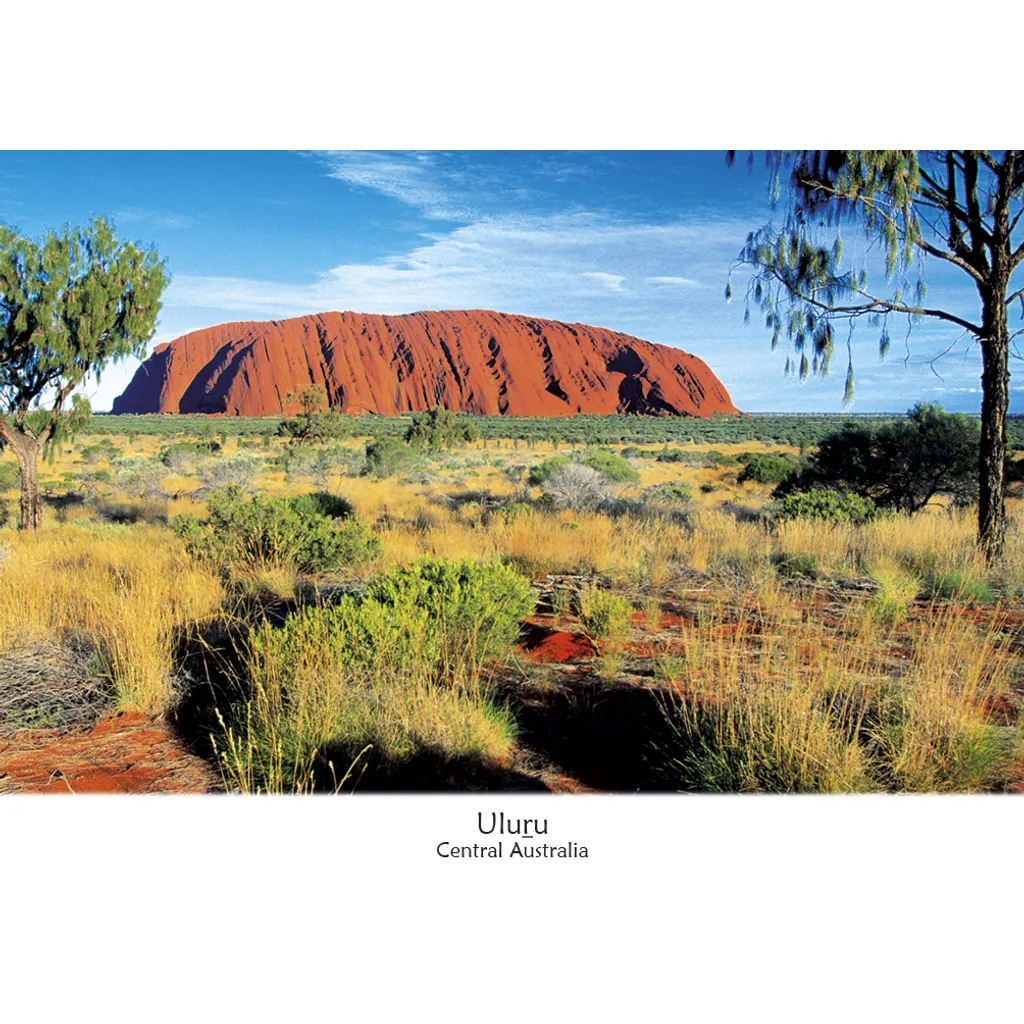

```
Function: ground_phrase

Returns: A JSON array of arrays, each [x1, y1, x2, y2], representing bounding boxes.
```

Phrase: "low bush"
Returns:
[[644, 482, 693, 504], [364, 436, 420, 479], [290, 492, 354, 519], [364, 557, 536, 671], [80, 441, 120, 466], [174, 487, 378, 575], [580, 450, 640, 483], [281, 445, 359, 483], [159, 441, 222, 470], [577, 585, 632, 639], [93, 498, 169, 525], [776, 488, 876, 525], [111, 457, 167, 499], [737, 452, 800, 485], [217, 557, 533, 790], [527, 456, 572, 486], [542, 464, 609, 511], [196, 452, 265, 490], [923, 570, 998, 605], [0, 463, 21, 492]]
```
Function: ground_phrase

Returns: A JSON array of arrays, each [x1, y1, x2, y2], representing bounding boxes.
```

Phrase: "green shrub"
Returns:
[[159, 441, 222, 469], [703, 449, 740, 467], [580, 450, 641, 483], [365, 557, 536, 669], [196, 452, 265, 489], [290, 492, 354, 520], [0, 462, 20, 492], [527, 456, 572, 486], [364, 436, 419, 479], [737, 452, 800, 485], [655, 447, 687, 463], [94, 498, 169, 525], [776, 488, 876, 525], [112, 456, 166, 499], [174, 487, 378, 574], [405, 407, 479, 450], [923, 570, 998, 605], [80, 441, 120, 466], [577, 586, 633, 639], [775, 553, 818, 579], [278, 411, 353, 445], [644, 483, 693, 504], [493, 501, 533, 523]]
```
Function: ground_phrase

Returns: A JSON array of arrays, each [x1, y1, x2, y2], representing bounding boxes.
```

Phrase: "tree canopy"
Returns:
[[404, 406, 479, 450], [729, 150, 1024, 559], [0, 217, 166, 528], [779, 403, 981, 514]]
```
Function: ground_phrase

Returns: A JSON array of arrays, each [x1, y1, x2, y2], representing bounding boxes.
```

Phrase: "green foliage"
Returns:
[[579, 450, 640, 483], [289, 492, 354, 520], [0, 218, 165, 528], [737, 452, 800, 485], [111, 456, 166, 499], [866, 566, 920, 628], [364, 436, 420, 479], [404, 406, 479, 450], [775, 553, 818, 579], [644, 482, 693, 504], [364, 558, 536, 670], [0, 462, 20, 492], [196, 452, 265, 490], [577, 587, 633, 639], [527, 456, 572, 486], [278, 412, 353, 445], [923, 571, 998, 605], [158, 441, 222, 468], [777, 488, 876, 525], [174, 487, 379, 574], [788, 404, 980, 514], [81, 440, 121, 465]]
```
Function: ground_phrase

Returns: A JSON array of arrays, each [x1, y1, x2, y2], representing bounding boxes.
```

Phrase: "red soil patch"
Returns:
[[0, 712, 220, 794], [520, 623, 598, 663]]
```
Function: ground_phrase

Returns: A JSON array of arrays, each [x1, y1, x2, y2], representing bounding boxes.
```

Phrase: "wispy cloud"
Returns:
[[580, 271, 626, 291], [168, 211, 749, 323], [115, 207, 195, 229], [316, 151, 473, 221], [647, 275, 703, 288]]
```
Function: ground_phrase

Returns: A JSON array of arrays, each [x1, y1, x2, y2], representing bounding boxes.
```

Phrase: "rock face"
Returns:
[[112, 310, 739, 417]]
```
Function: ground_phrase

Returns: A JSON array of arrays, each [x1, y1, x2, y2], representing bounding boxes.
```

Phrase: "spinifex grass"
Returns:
[[655, 596, 1018, 793], [0, 525, 223, 712]]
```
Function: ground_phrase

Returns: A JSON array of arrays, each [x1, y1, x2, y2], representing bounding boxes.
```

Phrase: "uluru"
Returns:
[[112, 310, 740, 418]]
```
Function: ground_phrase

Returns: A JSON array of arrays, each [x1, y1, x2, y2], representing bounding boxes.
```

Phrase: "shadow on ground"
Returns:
[[498, 672, 680, 792]]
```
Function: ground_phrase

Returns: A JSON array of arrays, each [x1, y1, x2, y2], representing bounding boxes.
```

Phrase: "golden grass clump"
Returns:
[[0, 525, 224, 713]]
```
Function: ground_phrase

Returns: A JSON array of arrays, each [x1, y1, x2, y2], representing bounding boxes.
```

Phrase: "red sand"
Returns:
[[0, 712, 220, 794], [521, 622, 599, 663]]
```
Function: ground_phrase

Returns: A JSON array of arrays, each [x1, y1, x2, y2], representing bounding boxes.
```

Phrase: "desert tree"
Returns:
[[728, 151, 1024, 561], [0, 217, 166, 529]]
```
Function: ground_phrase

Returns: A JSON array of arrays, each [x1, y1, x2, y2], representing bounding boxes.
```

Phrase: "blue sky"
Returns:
[[0, 150, 1014, 414]]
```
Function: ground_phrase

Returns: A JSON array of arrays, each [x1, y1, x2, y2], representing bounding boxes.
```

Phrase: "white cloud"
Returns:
[[115, 207, 195, 229], [316, 151, 473, 221], [647, 275, 703, 288], [168, 211, 747, 319], [579, 272, 626, 291]]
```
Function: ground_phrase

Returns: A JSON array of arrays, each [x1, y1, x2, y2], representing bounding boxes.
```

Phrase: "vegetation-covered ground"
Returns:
[[1, 414, 1023, 793]]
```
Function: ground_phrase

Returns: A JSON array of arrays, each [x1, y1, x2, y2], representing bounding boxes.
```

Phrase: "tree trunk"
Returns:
[[978, 290, 1009, 564], [7, 431, 42, 532]]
